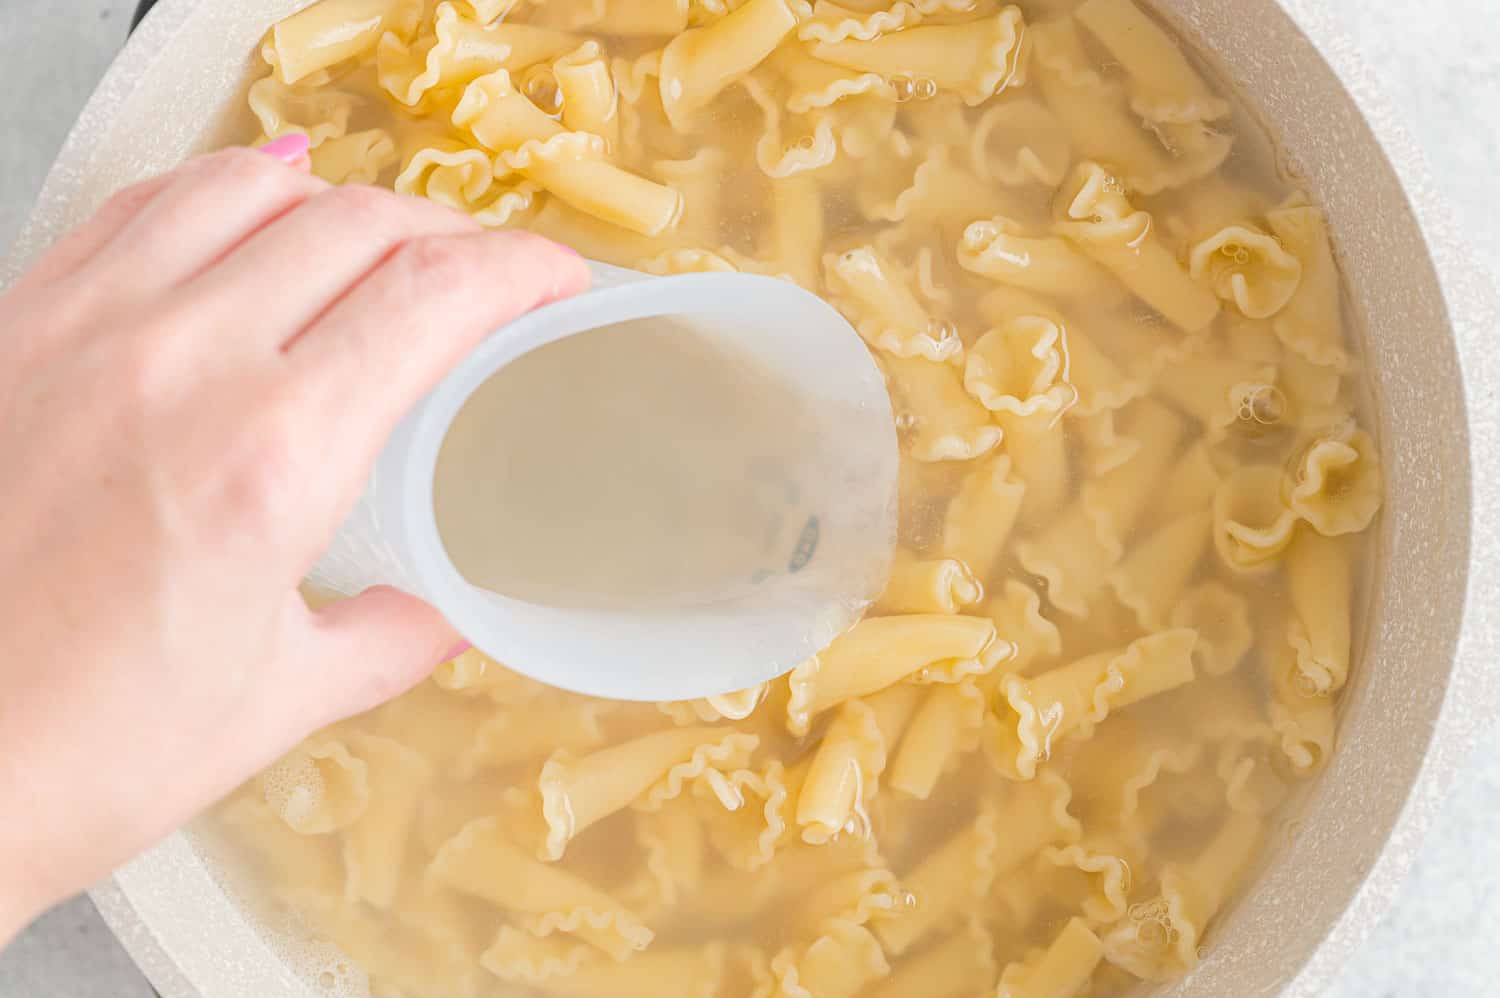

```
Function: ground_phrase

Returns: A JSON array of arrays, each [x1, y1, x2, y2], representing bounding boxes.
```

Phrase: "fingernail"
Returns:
[[258, 133, 311, 166], [556, 242, 582, 260], [441, 640, 473, 663]]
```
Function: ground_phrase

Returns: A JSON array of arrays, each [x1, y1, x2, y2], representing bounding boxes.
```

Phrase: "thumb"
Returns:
[[293, 586, 461, 728]]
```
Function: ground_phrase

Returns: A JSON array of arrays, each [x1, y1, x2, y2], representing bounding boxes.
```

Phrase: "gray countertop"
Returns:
[[2, 1, 1497, 995]]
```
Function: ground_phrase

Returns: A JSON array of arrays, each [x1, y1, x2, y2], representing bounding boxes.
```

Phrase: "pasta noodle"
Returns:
[[220, 3, 1384, 994]]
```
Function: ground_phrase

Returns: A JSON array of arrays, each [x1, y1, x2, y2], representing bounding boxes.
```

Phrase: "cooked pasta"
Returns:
[[217, 1, 1382, 995]]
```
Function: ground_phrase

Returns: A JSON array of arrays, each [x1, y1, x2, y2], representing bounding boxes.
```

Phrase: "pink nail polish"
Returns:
[[441, 640, 473, 662], [556, 242, 582, 259], [258, 133, 311, 165]]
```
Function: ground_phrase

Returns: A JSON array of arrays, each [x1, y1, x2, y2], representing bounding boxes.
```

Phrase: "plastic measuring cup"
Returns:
[[307, 261, 898, 701]]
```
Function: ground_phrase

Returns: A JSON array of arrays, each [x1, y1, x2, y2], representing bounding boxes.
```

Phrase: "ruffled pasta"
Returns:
[[695, 760, 792, 872], [1075, 0, 1230, 124], [984, 580, 1062, 674], [258, 738, 368, 835], [377, 2, 577, 106], [991, 630, 1198, 780], [824, 247, 961, 363], [537, 727, 757, 859], [1055, 162, 1221, 333], [1171, 582, 1254, 677], [809, 6, 1028, 106], [1285, 426, 1383, 536], [394, 143, 541, 228], [1101, 813, 1262, 980], [786, 614, 1002, 734], [940, 454, 1026, 582], [310, 129, 398, 184], [881, 354, 1005, 463], [428, 816, 653, 959], [970, 98, 1073, 187], [1212, 464, 1299, 571], [877, 550, 983, 615], [1266, 196, 1351, 369], [964, 315, 1077, 419], [874, 804, 998, 954], [1189, 223, 1304, 319], [453, 69, 683, 236]]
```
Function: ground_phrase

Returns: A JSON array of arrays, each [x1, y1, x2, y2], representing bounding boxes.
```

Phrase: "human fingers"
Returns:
[[79, 145, 327, 307], [16, 137, 315, 299], [278, 586, 458, 732], [284, 228, 586, 492], [178, 184, 481, 356]]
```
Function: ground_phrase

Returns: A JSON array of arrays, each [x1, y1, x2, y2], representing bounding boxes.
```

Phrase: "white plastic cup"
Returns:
[[308, 262, 898, 701]]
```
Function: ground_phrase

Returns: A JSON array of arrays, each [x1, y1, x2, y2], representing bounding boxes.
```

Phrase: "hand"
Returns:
[[0, 136, 588, 940]]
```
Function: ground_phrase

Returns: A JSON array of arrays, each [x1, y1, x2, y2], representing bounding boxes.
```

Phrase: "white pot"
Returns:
[[5, 0, 1497, 994]]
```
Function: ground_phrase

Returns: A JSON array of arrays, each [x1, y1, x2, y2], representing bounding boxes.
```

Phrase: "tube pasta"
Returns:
[[659, 0, 800, 128], [991, 630, 1198, 780], [940, 454, 1027, 582], [796, 700, 887, 842], [786, 614, 1002, 734], [886, 682, 986, 799], [998, 917, 1105, 998], [453, 70, 683, 236], [1075, 0, 1230, 124], [1015, 499, 1118, 618], [810, 6, 1028, 106], [1055, 162, 1221, 333], [555, 41, 621, 150], [264, 0, 422, 85], [1285, 532, 1355, 696]]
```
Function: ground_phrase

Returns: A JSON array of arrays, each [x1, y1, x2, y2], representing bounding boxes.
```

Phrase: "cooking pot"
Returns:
[[4, 0, 1498, 995]]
